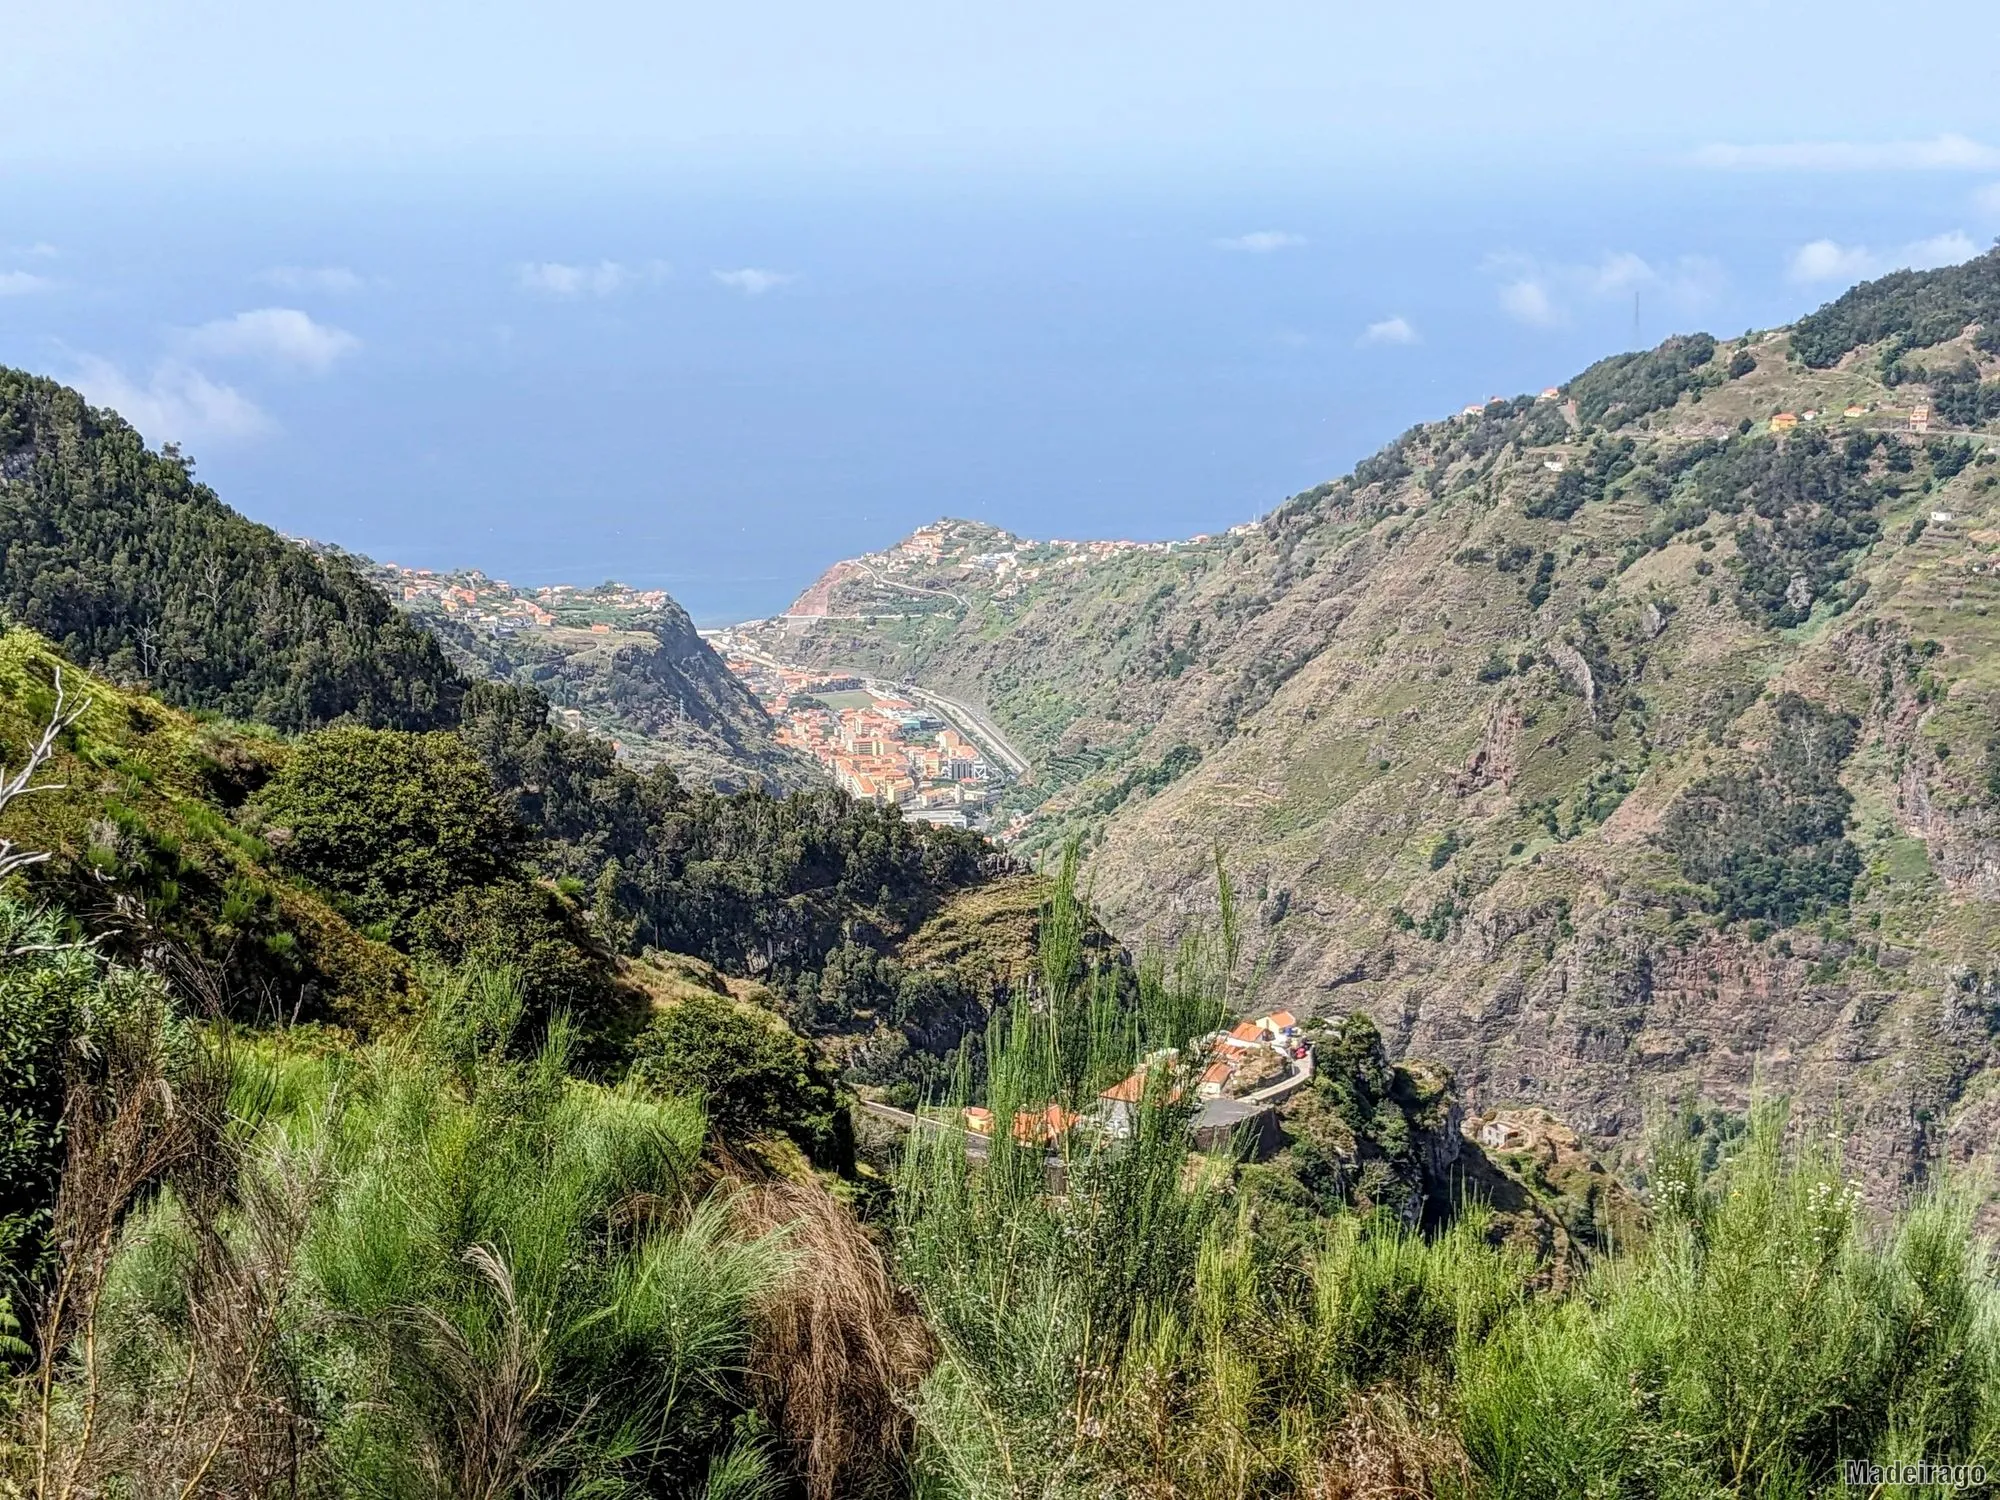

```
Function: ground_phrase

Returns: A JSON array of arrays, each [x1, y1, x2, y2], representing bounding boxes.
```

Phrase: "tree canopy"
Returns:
[[0, 367, 463, 731]]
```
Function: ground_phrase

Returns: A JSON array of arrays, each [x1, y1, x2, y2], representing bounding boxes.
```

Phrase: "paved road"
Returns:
[[857, 1098, 990, 1157], [850, 560, 970, 611], [718, 637, 1033, 783], [885, 679, 1032, 781]]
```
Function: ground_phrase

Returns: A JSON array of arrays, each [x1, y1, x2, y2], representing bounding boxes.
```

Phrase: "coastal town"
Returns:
[[360, 560, 678, 634], [712, 649, 1001, 829]]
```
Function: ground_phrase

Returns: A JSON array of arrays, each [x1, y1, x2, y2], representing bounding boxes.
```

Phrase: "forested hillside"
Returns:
[[759, 249, 2000, 1211], [0, 368, 463, 731]]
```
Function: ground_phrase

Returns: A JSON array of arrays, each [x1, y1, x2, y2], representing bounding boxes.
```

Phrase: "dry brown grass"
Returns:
[[1306, 1386, 1470, 1500], [8, 995, 317, 1500], [729, 1177, 932, 1500]]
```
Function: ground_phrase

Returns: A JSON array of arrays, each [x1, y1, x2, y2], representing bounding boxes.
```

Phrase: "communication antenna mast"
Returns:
[[1633, 290, 1642, 348]]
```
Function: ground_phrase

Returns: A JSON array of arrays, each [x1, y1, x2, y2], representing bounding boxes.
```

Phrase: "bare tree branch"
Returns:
[[0, 663, 90, 882]]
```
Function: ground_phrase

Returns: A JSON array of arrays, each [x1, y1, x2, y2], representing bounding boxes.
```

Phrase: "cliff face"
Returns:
[[759, 251, 2000, 1205]]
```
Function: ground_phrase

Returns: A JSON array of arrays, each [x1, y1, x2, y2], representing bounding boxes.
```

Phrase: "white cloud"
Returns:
[[1694, 134, 2000, 171], [68, 356, 270, 446], [712, 268, 794, 295], [1500, 278, 1559, 326], [1786, 230, 1980, 285], [1905, 231, 1980, 267], [1787, 239, 1877, 285], [181, 307, 360, 373], [1358, 315, 1418, 346], [258, 265, 365, 294], [1586, 251, 1655, 297], [1489, 250, 1724, 328], [0, 271, 55, 296], [1216, 230, 1305, 253], [517, 259, 667, 297]]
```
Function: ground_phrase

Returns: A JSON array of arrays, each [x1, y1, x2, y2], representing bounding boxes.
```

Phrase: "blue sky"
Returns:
[[5, 2, 2000, 620]]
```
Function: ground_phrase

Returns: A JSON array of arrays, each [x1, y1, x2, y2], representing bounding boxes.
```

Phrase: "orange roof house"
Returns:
[[963, 1103, 1078, 1144], [1198, 1060, 1234, 1099], [1770, 412, 1798, 431], [1221, 1021, 1267, 1049], [1100, 1071, 1148, 1104]]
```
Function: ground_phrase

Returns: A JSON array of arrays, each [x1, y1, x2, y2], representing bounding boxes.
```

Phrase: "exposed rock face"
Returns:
[[1456, 699, 1522, 793]]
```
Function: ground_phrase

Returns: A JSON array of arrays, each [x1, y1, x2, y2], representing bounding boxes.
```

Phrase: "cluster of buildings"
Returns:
[[720, 656, 997, 827], [1768, 404, 1878, 433], [855, 522, 1232, 607], [373, 563, 673, 636], [961, 1009, 1312, 1154]]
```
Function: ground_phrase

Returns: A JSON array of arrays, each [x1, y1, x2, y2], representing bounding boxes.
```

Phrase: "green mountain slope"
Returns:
[[756, 250, 2000, 1203], [0, 368, 463, 731]]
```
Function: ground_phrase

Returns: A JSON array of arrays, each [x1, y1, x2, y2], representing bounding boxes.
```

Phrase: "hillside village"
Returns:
[[336, 555, 679, 635], [778, 517, 1254, 619], [947, 1006, 1314, 1155]]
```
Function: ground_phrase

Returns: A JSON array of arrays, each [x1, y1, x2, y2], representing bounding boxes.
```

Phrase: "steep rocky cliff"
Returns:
[[758, 250, 2000, 1204]]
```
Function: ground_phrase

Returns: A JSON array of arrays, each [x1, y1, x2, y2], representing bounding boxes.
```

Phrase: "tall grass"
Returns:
[[1458, 1102, 2000, 1496], [892, 848, 1232, 1495], [893, 852, 2000, 1498], [892, 849, 1529, 1497], [17, 962, 916, 1498]]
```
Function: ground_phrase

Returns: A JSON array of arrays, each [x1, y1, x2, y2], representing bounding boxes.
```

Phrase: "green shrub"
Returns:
[[1791, 247, 2000, 368], [1658, 693, 1860, 926], [629, 991, 850, 1166], [255, 726, 517, 940], [1564, 334, 1717, 427], [1458, 1104, 1999, 1493], [65, 967, 789, 1498]]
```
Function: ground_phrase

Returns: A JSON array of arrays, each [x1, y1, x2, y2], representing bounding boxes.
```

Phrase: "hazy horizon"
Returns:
[[7, 2, 2000, 622]]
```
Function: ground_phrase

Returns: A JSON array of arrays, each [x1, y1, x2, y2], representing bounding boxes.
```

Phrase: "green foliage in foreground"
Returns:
[[892, 858, 2000, 1498], [3, 851, 1997, 1498], [0, 899, 171, 1302], [630, 989, 852, 1167], [23, 963, 792, 1498], [1459, 1111, 1999, 1495]]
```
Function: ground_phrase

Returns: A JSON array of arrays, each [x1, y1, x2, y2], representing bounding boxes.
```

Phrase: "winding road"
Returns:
[[714, 639, 1033, 784]]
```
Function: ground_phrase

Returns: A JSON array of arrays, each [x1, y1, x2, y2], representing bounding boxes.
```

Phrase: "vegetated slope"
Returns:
[[456, 682, 1024, 1087], [0, 627, 1018, 1085], [8, 638, 1993, 1497], [0, 628, 417, 1028], [773, 251, 2000, 1204], [331, 545, 818, 791], [0, 369, 462, 731]]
